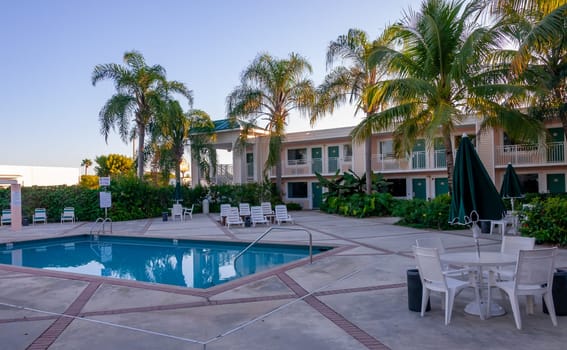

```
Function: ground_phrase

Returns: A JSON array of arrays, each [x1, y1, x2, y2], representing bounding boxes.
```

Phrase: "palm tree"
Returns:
[[80, 159, 92, 175], [151, 99, 215, 191], [311, 29, 387, 194], [367, 0, 543, 194], [227, 53, 316, 196], [92, 50, 193, 178], [491, 1, 567, 137]]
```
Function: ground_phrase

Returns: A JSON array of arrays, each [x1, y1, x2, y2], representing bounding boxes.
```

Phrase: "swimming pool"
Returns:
[[0, 236, 329, 289]]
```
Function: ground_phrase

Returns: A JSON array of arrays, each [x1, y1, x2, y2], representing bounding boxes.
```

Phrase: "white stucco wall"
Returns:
[[0, 165, 80, 186]]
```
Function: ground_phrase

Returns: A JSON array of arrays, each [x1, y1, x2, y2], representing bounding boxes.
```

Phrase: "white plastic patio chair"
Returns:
[[413, 246, 480, 325], [183, 204, 194, 220], [275, 205, 294, 225], [171, 204, 183, 221], [60, 207, 76, 223], [488, 248, 558, 329], [490, 236, 535, 283], [416, 237, 467, 279], [250, 206, 269, 227], [33, 208, 47, 225], [226, 207, 244, 228]]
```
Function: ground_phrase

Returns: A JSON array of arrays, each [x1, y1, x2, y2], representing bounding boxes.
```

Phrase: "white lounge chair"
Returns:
[[33, 208, 47, 225], [275, 205, 294, 225], [226, 207, 244, 228], [488, 248, 558, 329], [1, 209, 11, 226], [61, 207, 76, 223], [251, 206, 269, 227], [218, 204, 231, 225], [261, 202, 274, 222]]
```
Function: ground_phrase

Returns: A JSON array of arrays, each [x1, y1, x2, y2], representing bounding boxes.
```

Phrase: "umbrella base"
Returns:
[[464, 300, 506, 317]]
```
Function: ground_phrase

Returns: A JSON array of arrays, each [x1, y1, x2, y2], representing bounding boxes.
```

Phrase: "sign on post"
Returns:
[[99, 177, 111, 187], [99, 191, 112, 209]]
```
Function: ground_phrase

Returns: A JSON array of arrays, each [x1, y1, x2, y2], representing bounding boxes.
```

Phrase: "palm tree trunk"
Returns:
[[275, 158, 283, 200], [137, 124, 145, 179], [443, 133, 454, 195], [365, 136, 373, 194]]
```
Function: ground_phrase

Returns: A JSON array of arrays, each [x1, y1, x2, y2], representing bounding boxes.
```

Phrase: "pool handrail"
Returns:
[[233, 227, 313, 265], [90, 217, 113, 235]]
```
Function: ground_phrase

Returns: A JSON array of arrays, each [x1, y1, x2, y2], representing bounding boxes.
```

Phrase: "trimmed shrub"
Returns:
[[521, 196, 567, 246]]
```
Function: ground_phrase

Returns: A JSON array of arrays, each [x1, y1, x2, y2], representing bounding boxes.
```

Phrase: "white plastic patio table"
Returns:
[[441, 252, 516, 319]]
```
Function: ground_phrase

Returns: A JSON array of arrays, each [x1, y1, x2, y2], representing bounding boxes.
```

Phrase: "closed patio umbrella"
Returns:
[[450, 134, 506, 256], [500, 163, 523, 211]]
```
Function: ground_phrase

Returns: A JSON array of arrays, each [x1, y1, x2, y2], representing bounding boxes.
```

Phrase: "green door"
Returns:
[[328, 146, 339, 173], [311, 148, 322, 174], [311, 182, 322, 209], [434, 178, 448, 197], [547, 174, 565, 193], [412, 139, 426, 169], [547, 128, 565, 162], [412, 178, 427, 199], [246, 153, 254, 180]]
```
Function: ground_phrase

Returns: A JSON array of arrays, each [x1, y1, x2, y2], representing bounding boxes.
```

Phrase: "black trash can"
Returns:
[[244, 216, 251, 227], [22, 218, 29, 226], [407, 269, 431, 312], [162, 212, 168, 222], [480, 221, 491, 234], [543, 269, 567, 316]]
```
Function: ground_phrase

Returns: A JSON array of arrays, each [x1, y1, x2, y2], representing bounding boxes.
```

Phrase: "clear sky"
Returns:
[[0, 0, 421, 170]]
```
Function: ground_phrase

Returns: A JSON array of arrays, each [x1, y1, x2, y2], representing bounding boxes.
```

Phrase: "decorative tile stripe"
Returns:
[[277, 272, 390, 350], [27, 282, 101, 350], [313, 283, 406, 297], [0, 315, 57, 324]]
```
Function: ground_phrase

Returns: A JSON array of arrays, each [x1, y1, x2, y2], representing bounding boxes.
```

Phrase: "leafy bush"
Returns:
[[321, 192, 394, 217], [521, 197, 567, 246], [392, 194, 455, 230]]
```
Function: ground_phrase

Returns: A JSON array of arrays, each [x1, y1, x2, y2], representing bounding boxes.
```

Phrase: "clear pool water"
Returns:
[[0, 236, 328, 289]]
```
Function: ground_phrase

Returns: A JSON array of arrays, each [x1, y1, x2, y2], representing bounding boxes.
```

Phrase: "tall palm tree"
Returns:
[[492, 1, 567, 137], [367, 0, 543, 194], [80, 159, 92, 175], [311, 29, 387, 194], [227, 53, 316, 196], [92, 51, 193, 178], [151, 100, 215, 190]]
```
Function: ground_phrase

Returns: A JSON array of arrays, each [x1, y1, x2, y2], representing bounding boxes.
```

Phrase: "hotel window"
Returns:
[[343, 144, 352, 161], [287, 148, 307, 165], [287, 182, 308, 198], [380, 140, 394, 157], [388, 178, 407, 197]]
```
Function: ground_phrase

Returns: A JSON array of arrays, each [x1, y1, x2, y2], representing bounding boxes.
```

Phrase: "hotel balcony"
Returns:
[[270, 157, 353, 178], [494, 142, 566, 166], [372, 150, 447, 172]]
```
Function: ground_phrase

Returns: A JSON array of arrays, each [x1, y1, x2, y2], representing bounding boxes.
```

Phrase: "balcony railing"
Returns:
[[374, 150, 447, 171], [495, 142, 566, 166], [434, 149, 447, 168], [272, 157, 353, 177]]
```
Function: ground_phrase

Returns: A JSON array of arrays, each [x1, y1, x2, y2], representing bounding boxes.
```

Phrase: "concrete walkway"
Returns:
[[0, 212, 566, 350]]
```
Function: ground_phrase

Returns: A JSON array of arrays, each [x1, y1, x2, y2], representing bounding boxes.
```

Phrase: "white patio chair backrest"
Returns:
[[220, 204, 231, 217], [261, 202, 273, 215], [415, 237, 446, 254], [251, 206, 264, 220], [412, 246, 447, 289], [228, 207, 240, 219], [514, 248, 556, 291], [501, 236, 535, 255], [275, 205, 288, 219], [239, 203, 251, 216]]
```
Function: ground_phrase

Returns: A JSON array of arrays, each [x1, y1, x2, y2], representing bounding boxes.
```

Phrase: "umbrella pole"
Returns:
[[472, 223, 481, 258], [511, 198, 515, 212]]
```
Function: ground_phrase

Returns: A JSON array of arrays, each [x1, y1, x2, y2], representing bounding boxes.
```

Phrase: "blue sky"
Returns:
[[0, 0, 420, 169]]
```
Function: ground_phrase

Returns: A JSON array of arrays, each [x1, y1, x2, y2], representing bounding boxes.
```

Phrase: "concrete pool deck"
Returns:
[[1, 211, 566, 350]]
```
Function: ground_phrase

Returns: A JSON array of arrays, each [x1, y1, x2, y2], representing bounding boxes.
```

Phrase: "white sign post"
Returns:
[[99, 177, 111, 187], [99, 192, 112, 218]]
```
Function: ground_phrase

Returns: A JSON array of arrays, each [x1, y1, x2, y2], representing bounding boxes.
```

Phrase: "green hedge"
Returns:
[[392, 194, 455, 230], [320, 192, 394, 217]]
